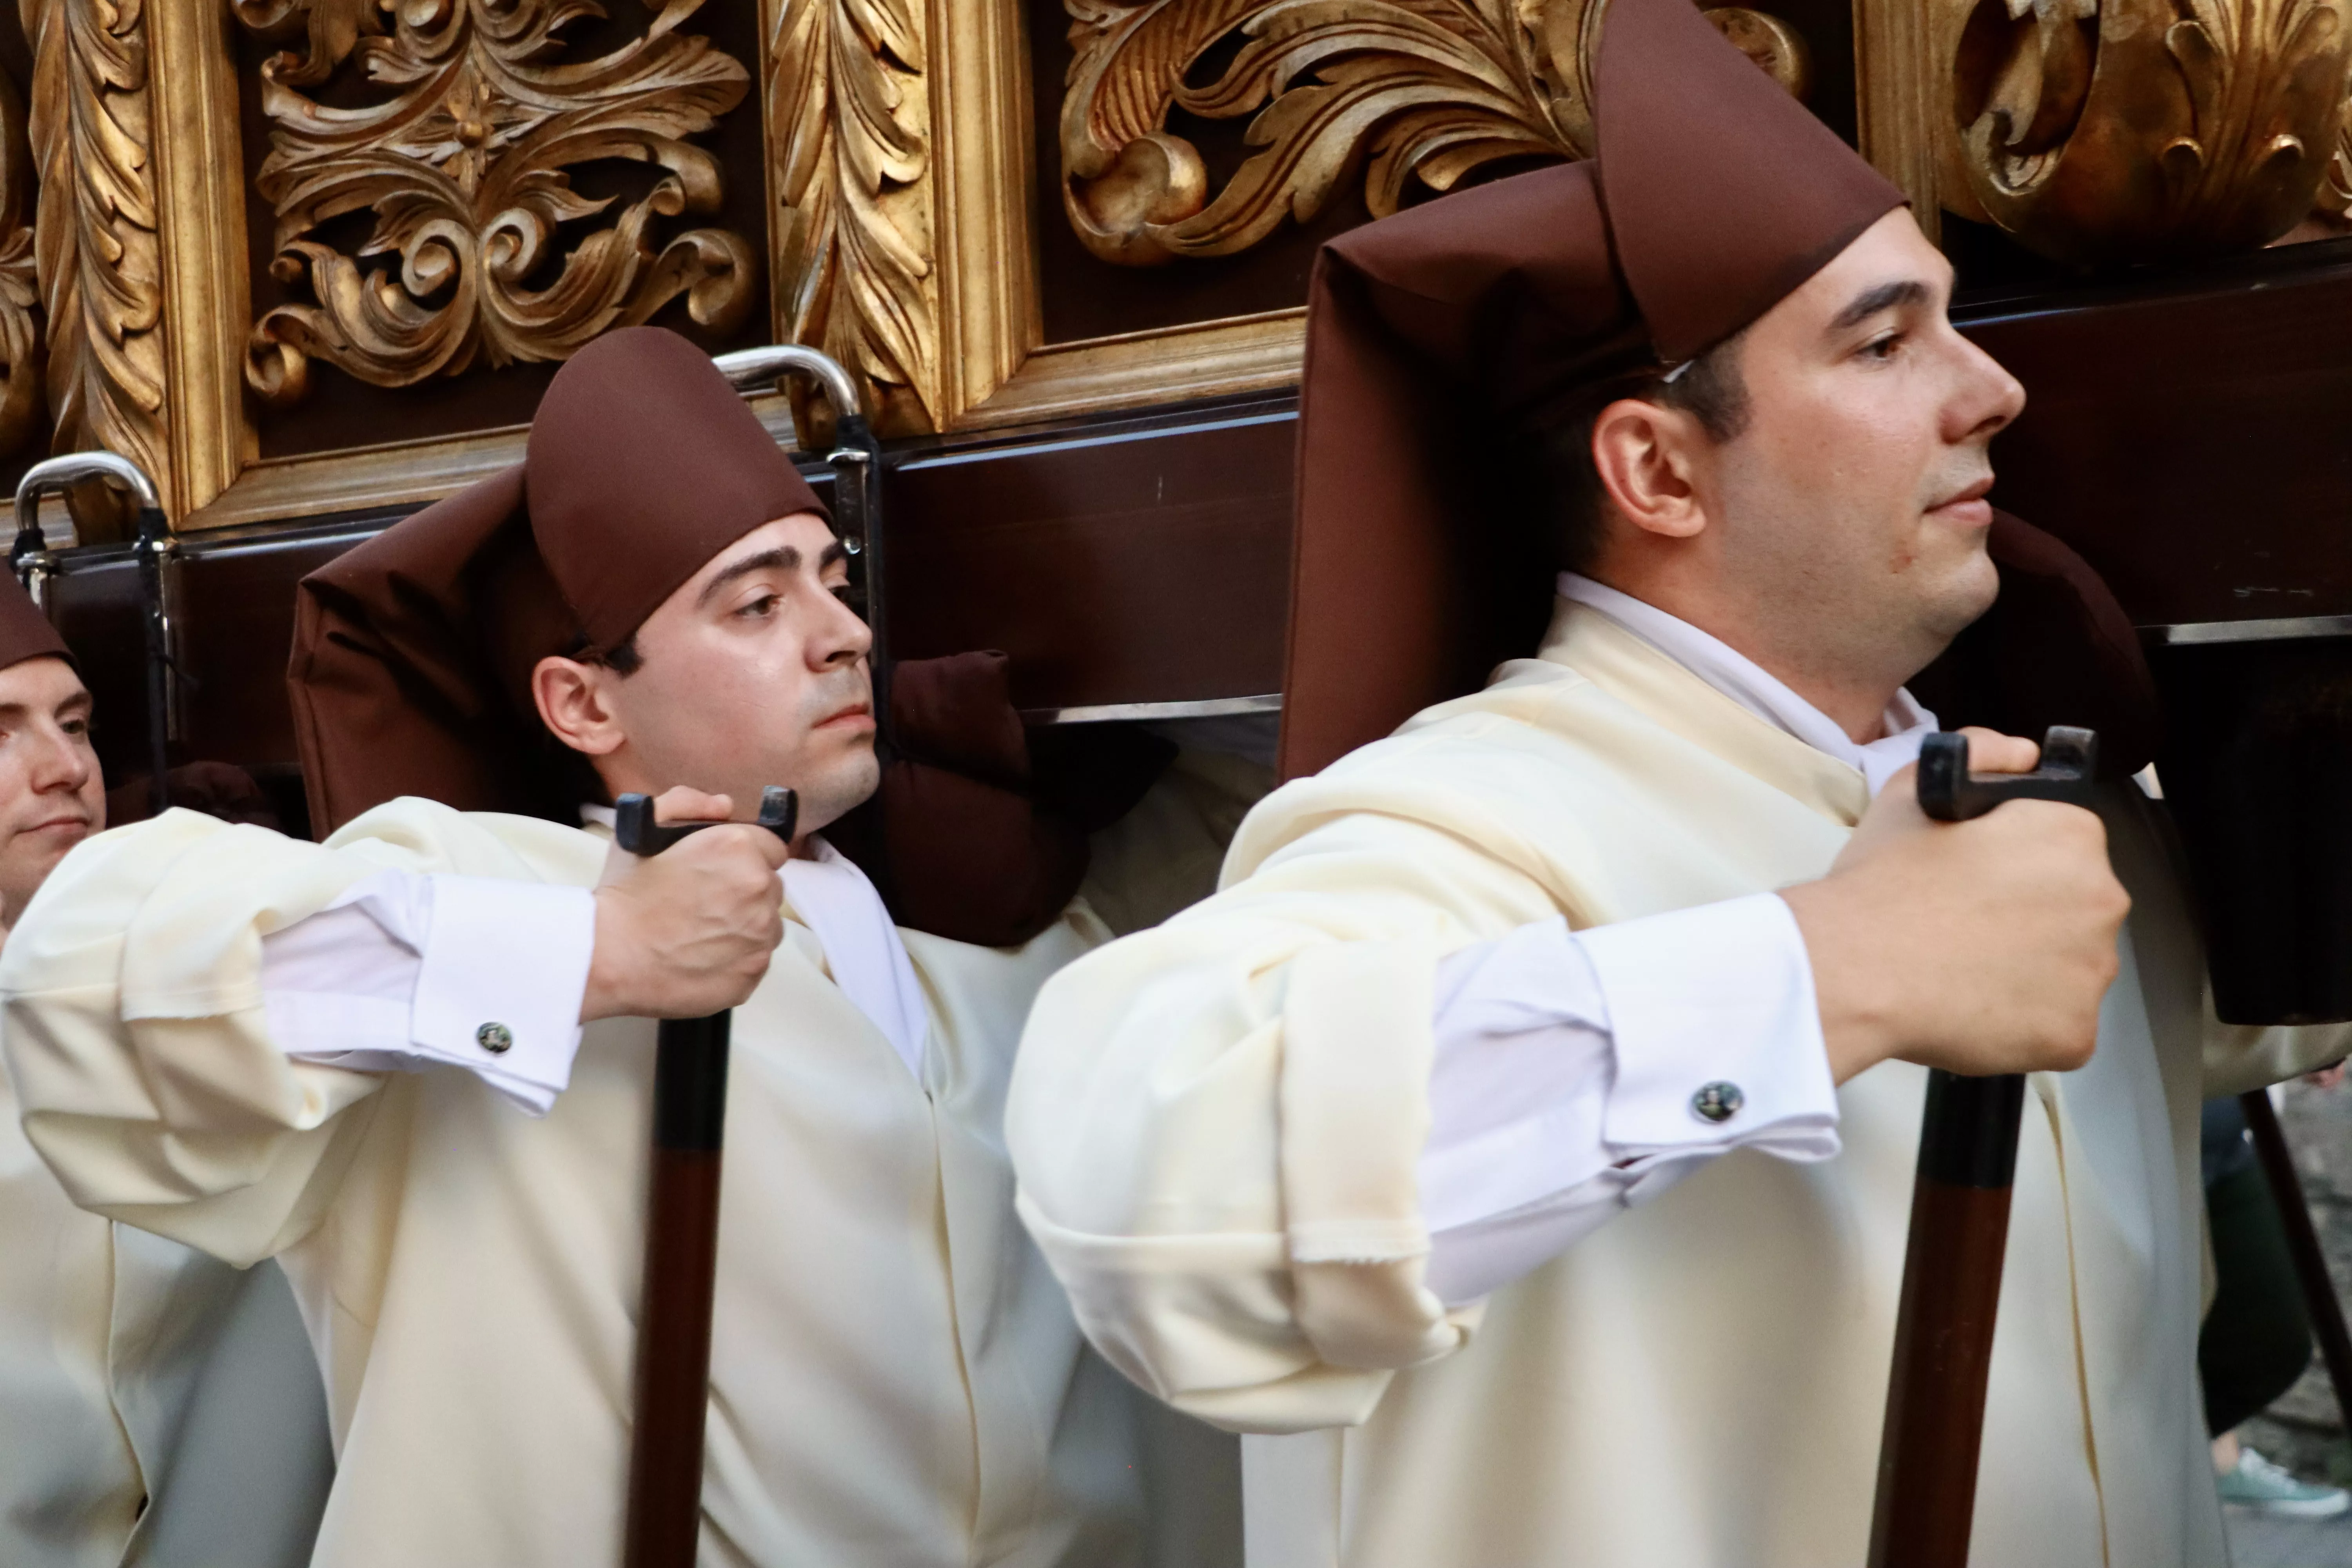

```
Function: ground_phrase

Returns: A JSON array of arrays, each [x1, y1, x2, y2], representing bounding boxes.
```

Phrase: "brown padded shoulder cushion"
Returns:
[[825, 652, 1172, 947], [1909, 510, 2160, 780]]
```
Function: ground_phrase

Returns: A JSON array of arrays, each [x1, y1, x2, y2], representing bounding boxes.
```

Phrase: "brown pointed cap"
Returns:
[[526, 327, 829, 653], [1594, 0, 1904, 363], [1279, 0, 1906, 779], [0, 572, 70, 675], [290, 328, 826, 832]]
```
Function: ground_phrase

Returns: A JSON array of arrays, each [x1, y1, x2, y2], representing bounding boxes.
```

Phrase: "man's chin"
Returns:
[[792, 751, 884, 838]]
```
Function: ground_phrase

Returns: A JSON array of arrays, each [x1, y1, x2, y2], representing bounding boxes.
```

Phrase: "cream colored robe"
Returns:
[[1009, 602, 2345, 1568], [0, 797, 1196, 1568], [1, 1089, 333, 1568]]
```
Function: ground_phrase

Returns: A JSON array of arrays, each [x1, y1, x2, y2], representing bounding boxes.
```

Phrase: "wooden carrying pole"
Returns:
[[2239, 1089, 2352, 1429], [1867, 726, 2098, 1568], [618, 786, 797, 1568]]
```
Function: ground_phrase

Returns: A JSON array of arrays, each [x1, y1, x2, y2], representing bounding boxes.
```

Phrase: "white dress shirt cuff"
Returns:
[[266, 871, 596, 1117], [1583, 891, 1838, 1163]]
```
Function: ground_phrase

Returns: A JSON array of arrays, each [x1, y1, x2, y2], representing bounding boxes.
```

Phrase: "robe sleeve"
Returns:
[[0, 800, 562, 1266], [1007, 806, 1564, 1434]]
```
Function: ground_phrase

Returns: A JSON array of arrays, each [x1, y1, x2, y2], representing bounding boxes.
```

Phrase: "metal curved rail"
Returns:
[[711, 344, 866, 428]]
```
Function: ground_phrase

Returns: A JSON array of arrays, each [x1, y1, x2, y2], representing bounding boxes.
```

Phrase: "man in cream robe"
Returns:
[[2, 330, 1243, 1567], [1005, 2, 2341, 1563], [1017, 594, 2332, 1565], [0, 575, 331, 1568]]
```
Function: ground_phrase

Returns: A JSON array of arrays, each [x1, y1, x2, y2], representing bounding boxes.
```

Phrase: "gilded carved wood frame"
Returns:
[[121, 0, 1935, 533]]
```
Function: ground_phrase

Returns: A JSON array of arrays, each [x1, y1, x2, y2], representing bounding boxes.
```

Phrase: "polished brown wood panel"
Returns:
[[887, 405, 1295, 706], [1960, 236, 2352, 628]]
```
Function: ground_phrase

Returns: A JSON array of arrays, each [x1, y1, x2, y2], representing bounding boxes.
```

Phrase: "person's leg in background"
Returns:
[[2201, 1093, 2352, 1517]]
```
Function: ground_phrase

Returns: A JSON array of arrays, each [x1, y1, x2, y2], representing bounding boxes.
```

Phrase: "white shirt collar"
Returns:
[[578, 804, 930, 1079], [1557, 573, 1937, 797]]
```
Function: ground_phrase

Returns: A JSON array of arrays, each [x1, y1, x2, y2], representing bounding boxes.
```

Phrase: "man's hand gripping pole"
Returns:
[[1866, 726, 2096, 1568], [616, 786, 797, 1568]]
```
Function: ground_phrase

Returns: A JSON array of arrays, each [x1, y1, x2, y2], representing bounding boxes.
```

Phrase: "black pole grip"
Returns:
[[613, 784, 797, 855], [1916, 725, 2097, 821]]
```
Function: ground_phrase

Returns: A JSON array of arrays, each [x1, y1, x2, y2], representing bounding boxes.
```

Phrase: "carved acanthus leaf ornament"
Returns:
[[767, 0, 937, 430], [20, 0, 167, 480], [1060, 0, 1811, 266], [236, 0, 760, 406], [0, 66, 45, 460], [1943, 0, 2352, 260]]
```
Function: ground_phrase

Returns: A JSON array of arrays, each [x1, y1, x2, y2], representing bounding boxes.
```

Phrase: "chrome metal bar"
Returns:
[[2152, 614, 2352, 645], [712, 344, 890, 750], [1021, 694, 1284, 726], [12, 450, 162, 539], [711, 345, 865, 432], [10, 452, 180, 808]]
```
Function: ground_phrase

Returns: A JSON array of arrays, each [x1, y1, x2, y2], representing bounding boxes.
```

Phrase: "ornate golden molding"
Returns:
[[22, 0, 169, 487], [1058, 0, 1810, 267], [0, 67, 44, 460], [764, 0, 940, 432], [235, 0, 761, 407], [1940, 0, 2352, 261]]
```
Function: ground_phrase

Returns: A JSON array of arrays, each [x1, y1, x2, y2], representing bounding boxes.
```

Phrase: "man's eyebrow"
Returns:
[[1829, 279, 1930, 332], [817, 540, 849, 572], [695, 546, 801, 608]]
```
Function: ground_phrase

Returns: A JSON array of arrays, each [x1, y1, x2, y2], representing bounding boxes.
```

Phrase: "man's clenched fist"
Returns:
[[580, 787, 792, 1022], [1781, 728, 2131, 1084]]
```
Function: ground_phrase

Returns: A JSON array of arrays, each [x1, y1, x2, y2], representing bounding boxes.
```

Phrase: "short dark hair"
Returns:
[[591, 635, 644, 677], [1511, 330, 1752, 574]]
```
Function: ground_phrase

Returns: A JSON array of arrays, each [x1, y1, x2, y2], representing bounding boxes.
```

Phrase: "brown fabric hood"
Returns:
[[1278, 0, 1905, 779], [0, 572, 70, 675], [1911, 510, 2161, 780]]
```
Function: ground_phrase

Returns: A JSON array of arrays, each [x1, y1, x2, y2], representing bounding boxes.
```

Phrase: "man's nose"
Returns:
[[27, 726, 91, 792], [815, 584, 875, 668], [1948, 333, 2026, 443]]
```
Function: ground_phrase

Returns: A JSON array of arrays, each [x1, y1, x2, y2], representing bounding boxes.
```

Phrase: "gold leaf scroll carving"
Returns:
[[1060, 0, 1810, 267], [1943, 0, 2352, 261], [21, 0, 166, 479], [236, 0, 760, 407], [766, 0, 938, 431], [0, 66, 45, 459]]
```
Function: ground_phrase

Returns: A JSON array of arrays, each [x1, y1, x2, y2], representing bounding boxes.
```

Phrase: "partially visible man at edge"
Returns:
[[0, 327, 1243, 1567], [0, 574, 332, 1568], [1004, 0, 2348, 1563]]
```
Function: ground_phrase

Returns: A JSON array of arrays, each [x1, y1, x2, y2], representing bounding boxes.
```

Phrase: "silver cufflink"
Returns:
[[476, 1022, 514, 1055], [1691, 1081, 1744, 1124]]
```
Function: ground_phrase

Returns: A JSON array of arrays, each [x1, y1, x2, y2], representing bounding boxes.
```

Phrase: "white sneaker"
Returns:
[[2219, 1446, 2352, 1518]]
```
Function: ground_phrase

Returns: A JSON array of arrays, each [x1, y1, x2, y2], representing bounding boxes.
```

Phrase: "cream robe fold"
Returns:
[[0, 798, 1180, 1568], [1008, 601, 2347, 1568]]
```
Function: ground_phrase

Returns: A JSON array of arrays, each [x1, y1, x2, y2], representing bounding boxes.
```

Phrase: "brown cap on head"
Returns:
[[1595, 0, 1904, 364], [290, 328, 828, 833], [0, 572, 71, 676], [1278, 0, 1905, 779], [526, 328, 827, 654]]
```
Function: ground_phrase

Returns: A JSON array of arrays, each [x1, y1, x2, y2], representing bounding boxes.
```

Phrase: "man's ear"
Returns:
[[1591, 397, 1711, 543], [532, 655, 624, 759]]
